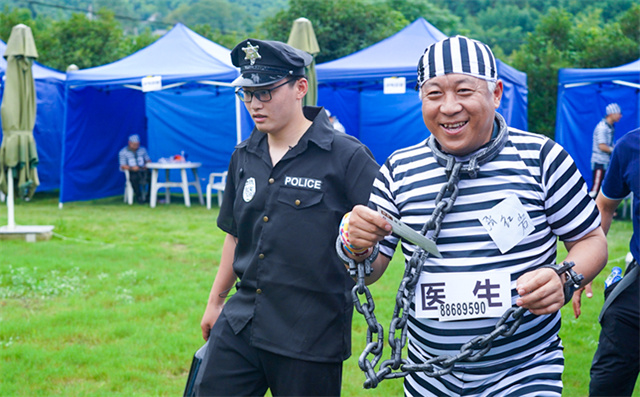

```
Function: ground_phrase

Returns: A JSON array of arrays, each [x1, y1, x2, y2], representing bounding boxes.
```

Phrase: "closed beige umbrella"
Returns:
[[287, 17, 320, 107], [0, 24, 39, 230]]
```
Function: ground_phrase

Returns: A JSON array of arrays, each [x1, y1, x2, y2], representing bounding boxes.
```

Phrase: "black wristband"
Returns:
[[541, 261, 584, 305]]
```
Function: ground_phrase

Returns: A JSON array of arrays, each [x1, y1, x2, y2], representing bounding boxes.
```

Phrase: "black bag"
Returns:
[[183, 341, 209, 397]]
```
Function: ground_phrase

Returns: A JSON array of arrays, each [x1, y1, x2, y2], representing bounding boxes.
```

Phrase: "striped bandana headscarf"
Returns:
[[605, 103, 621, 116], [417, 35, 497, 88]]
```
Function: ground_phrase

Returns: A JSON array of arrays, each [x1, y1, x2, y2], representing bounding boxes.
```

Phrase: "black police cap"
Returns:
[[230, 39, 313, 87]]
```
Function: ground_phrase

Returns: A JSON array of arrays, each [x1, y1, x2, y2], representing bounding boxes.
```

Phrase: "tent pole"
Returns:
[[6, 167, 15, 230], [59, 83, 69, 209], [612, 80, 640, 89]]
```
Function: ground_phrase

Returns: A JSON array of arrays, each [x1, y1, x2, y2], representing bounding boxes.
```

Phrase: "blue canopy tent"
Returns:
[[316, 18, 528, 163], [555, 59, 640, 189], [0, 39, 65, 192], [61, 23, 251, 203]]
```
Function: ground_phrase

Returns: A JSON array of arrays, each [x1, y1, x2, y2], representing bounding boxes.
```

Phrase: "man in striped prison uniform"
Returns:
[[340, 36, 608, 396], [590, 103, 622, 196], [119, 134, 151, 203]]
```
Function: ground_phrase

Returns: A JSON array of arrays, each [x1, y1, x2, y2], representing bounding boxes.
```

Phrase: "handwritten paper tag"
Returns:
[[478, 195, 534, 253]]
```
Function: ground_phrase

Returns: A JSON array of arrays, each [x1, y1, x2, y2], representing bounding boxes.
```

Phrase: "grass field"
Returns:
[[0, 191, 637, 396]]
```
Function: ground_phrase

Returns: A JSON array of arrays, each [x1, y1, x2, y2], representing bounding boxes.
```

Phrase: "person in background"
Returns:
[[195, 38, 379, 396], [340, 35, 607, 396], [573, 127, 639, 396], [118, 134, 150, 204], [590, 102, 622, 196], [325, 108, 346, 133]]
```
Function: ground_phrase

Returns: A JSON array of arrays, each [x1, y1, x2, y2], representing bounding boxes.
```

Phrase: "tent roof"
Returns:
[[0, 39, 66, 82], [559, 59, 640, 85], [66, 23, 237, 87], [317, 18, 526, 88], [317, 18, 446, 82]]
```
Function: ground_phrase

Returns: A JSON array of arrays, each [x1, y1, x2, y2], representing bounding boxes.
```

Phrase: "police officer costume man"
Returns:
[[195, 39, 379, 396]]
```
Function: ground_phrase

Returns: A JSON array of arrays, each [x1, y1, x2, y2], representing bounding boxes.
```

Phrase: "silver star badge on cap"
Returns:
[[242, 42, 261, 65]]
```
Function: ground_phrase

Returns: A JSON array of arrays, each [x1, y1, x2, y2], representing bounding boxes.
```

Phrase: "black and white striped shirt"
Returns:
[[591, 119, 614, 166], [370, 122, 599, 395], [118, 146, 150, 168]]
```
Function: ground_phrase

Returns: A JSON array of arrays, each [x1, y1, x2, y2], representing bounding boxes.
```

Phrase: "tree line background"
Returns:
[[0, 0, 638, 138]]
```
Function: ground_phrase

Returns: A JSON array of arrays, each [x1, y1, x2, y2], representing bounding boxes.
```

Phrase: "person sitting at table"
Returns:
[[119, 134, 151, 204]]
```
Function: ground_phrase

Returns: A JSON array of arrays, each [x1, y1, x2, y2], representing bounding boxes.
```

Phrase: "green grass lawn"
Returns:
[[0, 192, 636, 396]]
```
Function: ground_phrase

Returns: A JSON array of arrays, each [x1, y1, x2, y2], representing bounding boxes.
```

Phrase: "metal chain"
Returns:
[[348, 160, 463, 389], [340, 151, 583, 389]]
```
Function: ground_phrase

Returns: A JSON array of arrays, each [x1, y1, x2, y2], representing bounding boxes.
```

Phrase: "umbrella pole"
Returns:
[[6, 167, 16, 230]]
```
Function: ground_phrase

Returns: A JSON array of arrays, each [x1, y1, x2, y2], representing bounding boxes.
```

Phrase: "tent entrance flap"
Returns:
[[145, 85, 238, 192]]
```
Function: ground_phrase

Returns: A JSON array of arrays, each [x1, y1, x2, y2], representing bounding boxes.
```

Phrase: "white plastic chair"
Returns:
[[123, 169, 134, 205], [206, 171, 227, 209], [124, 169, 151, 204]]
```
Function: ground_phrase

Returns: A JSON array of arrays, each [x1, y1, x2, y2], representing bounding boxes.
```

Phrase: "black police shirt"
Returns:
[[217, 107, 379, 363]]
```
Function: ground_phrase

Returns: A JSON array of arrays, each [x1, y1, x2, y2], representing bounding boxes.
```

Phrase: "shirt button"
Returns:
[[256, 289, 262, 294], [268, 178, 275, 184], [259, 253, 265, 259], [263, 216, 269, 222], [295, 199, 301, 206]]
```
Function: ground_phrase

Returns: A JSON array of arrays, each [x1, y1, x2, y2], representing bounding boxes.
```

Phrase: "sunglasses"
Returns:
[[235, 79, 296, 103]]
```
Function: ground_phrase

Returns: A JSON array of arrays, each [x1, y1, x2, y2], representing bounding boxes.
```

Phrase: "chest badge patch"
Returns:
[[243, 177, 256, 202]]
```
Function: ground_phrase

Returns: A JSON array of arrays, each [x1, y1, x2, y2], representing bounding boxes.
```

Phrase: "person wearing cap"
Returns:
[[118, 134, 151, 204], [590, 103, 622, 196], [339, 35, 607, 395], [325, 109, 346, 133], [194, 38, 378, 396]]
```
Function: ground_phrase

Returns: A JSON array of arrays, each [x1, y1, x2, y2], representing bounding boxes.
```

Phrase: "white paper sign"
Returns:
[[415, 271, 512, 321], [142, 75, 162, 92], [478, 195, 535, 253], [383, 77, 406, 94]]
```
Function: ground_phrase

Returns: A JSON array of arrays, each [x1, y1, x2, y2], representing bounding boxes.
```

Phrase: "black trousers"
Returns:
[[195, 312, 343, 397], [129, 169, 150, 202], [590, 266, 639, 396]]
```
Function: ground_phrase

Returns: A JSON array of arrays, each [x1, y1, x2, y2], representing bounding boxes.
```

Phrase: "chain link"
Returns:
[[340, 150, 582, 389], [354, 161, 465, 389]]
